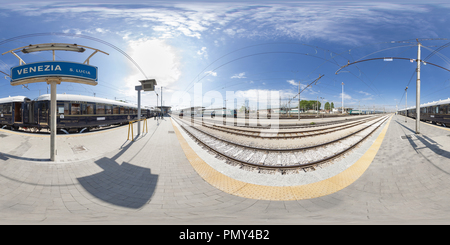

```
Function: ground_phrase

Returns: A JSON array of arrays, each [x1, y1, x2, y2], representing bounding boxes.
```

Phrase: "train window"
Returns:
[[71, 103, 81, 115], [97, 104, 105, 115], [63, 103, 69, 115], [439, 106, 445, 114], [106, 105, 112, 114], [39, 102, 47, 112], [86, 104, 94, 114], [113, 106, 119, 115]]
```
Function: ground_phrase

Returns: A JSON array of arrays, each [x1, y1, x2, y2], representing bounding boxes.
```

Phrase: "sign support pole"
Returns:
[[47, 78, 61, 161], [137, 87, 141, 136]]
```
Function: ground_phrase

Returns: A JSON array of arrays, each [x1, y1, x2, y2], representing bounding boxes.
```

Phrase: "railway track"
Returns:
[[190, 115, 382, 139], [189, 115, 373, 129], [172, 115, 389, 173]]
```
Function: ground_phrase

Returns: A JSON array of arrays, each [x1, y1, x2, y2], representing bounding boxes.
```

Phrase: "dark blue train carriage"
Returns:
[[0, 94, 148, 133], [398, 98, 450, 127], [37, 94, 140, 133], [0, 96, 32, 130]]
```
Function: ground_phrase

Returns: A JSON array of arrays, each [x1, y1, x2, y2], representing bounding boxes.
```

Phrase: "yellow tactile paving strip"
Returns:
[[172, 115, 393, 200]]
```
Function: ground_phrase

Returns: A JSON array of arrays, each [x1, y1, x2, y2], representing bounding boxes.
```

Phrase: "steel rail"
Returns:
[[173, 115, 389, 170], [197, 116, 381, 139], [174, 115, 385, 151], [182, 114, 373, 130]]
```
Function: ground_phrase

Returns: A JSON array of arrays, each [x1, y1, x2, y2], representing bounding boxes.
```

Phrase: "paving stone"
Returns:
[[0, 115, 450, 224]]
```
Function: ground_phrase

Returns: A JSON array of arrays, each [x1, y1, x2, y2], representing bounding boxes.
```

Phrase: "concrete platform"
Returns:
[[1, 114, 450, 224]]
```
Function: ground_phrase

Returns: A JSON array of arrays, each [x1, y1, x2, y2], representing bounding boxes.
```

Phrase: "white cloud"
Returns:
[[358, 91, 371, 96], [340, 92, 352, 100], [95, 28, 107, 33], [122, 32, 131, 40], [121, 38, 181, 106], [205, 70, 217, 76], [287, 79, 297, 86], [231, 72, 246, 79], [0, 2, 433, 44], [197, 47, 208, 59], [224, 28, 236, 36]]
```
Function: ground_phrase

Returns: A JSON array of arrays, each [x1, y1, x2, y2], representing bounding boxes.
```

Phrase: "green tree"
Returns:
[[331, 102, 334, 110], [298, 100, 321, 111], [325, 102, 330, 110]]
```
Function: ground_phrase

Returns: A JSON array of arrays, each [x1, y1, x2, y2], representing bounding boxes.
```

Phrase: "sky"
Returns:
[[1, 1, 450, 112]]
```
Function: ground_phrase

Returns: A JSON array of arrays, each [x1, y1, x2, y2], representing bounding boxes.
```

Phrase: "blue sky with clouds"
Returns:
[[1, 1, 450, 111]]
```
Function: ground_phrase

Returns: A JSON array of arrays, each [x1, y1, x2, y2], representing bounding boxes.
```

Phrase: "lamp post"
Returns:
[[320, 97, 324, 118], [405, 86, 408, 123], [136, 79, 157, 135], [341, 82, 344, 114], [298, 80, 300, 121], [316, 96, 319, 117], [415, 41, 421, 134], [161, 86, 163, 118]]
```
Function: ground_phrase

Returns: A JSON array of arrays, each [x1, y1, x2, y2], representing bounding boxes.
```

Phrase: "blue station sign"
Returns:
[[11, 61, 98, 82]]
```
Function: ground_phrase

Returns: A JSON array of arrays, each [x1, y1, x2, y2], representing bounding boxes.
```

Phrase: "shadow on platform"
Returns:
[[77, 157, 158, 209], [397, 119, 450, 175], [77, 124, 160, 209], [395, 120, 416, 134]]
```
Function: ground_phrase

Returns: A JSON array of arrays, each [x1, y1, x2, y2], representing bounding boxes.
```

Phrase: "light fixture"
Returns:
[[21, 43, 85, 53]]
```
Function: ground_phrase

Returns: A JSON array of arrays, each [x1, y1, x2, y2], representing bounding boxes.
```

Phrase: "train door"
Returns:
[[22, 102, 29, 124], [13, 102, 22, 123], [37, 101, 49, 126], [28, 102, 34, 124]]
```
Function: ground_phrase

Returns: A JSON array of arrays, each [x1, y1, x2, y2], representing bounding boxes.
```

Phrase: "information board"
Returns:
[[11, 61, 98, 82]]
